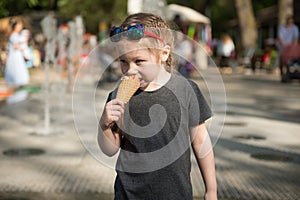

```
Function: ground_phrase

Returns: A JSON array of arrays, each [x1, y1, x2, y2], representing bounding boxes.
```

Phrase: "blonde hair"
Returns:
[[120, 13, 174, 72]]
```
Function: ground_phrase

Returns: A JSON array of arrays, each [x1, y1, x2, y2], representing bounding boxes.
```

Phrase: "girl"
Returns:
[[98, 13, 217, 200], [5, 19, 30, 87]]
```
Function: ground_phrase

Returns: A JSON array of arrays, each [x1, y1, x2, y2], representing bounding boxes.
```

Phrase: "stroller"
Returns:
[[280, 44, 300, 82]]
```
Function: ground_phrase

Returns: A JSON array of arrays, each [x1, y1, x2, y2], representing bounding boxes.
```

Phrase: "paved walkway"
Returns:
[[0, 67, 299, 200]]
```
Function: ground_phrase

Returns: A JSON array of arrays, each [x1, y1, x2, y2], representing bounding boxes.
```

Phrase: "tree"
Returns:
[[278, 0, 294, 26], [235, 0, 257, 50]]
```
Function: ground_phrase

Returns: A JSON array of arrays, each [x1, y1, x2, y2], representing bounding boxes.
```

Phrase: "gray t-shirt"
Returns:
[[107, 74, 212, 200]]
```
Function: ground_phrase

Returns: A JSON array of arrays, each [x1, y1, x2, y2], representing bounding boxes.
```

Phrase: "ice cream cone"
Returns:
[[116, 75, 140, 103]]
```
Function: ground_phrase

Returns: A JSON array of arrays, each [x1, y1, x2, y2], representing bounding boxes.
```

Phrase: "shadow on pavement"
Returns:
[[0, 192, 114, 200], [0, 192, 249, 200]]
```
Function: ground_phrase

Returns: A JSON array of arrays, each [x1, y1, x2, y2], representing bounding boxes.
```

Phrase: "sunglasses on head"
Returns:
[[109, 24, 166, 45]]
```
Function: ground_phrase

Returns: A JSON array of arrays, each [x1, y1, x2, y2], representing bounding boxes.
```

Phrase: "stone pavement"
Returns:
[[0, 67, 299, 200]]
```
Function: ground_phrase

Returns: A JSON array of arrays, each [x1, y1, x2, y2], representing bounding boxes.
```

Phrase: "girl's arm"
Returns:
[[98, 99, 124, 156], [14, 43, 19, 49], [191, 123, 217, 200]]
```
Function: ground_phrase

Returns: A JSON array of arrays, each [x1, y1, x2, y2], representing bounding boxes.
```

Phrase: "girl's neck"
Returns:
[[144, 66, 171, 92]]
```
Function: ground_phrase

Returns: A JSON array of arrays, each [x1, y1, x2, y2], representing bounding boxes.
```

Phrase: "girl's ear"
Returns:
[[161, 45, 170, 62]]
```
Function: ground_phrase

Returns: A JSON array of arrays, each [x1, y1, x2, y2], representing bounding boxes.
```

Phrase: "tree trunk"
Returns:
[[48, 0, 59, 11], [52, 0, 59, 11], [235, 0, 257, 49], [278, 0, 293, 26]]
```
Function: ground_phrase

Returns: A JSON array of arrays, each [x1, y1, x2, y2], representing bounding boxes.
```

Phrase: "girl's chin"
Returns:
[[139, 81, 149, 89]]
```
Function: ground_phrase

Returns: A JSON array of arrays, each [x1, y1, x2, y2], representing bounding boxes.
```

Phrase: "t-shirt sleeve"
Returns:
[[187, 80, 212, 127]]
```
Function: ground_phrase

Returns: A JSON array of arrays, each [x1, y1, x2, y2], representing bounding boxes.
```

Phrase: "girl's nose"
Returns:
[[126, 63, 137, 75]]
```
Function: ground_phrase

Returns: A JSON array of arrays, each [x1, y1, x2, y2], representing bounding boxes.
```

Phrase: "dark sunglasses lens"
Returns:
[[127, 27, 144, 40], [110, 27, 122, 42]]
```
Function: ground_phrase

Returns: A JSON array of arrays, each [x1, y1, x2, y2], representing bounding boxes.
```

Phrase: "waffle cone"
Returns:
[[116, 75, 140, 103]]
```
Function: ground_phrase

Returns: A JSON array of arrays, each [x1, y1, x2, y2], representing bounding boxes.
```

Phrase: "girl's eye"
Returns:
[[135, 59, 145, 64], [120, 60, 128, 66]]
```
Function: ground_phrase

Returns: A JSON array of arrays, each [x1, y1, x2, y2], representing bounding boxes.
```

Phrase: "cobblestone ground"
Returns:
[[0, 68, 299, 200]]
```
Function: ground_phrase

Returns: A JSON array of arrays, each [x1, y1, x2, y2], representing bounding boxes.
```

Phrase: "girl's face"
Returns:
[[15, 22, 23, 33], [117, 40, 170, 90]]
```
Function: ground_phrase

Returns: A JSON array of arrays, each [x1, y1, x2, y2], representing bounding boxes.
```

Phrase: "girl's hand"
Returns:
[[100, 99, 125, 130]]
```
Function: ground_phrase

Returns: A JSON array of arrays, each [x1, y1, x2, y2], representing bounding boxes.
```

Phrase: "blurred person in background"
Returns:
[[217, 33, 235, 73], [174, 32, 194, 77], [278, 15, 299, 49], [4, 18, 29, 88], [278, 15, 299, 81]]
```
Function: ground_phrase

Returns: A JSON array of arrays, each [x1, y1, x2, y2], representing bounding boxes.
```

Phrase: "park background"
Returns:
[[0, 1, 299, 200]]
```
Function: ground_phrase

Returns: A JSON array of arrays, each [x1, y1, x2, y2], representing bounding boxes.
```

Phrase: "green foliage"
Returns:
[[27, 0, 39, 7], [0, 0, 29, 17], [0, 0, 277, 36], [0, 1, 10, 17], [0, 0, 51, 17], [209, 0, 276, 38], [58, 0, 127, 33], [252, 0, 277, 14], [210, 0, 237, 38]]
